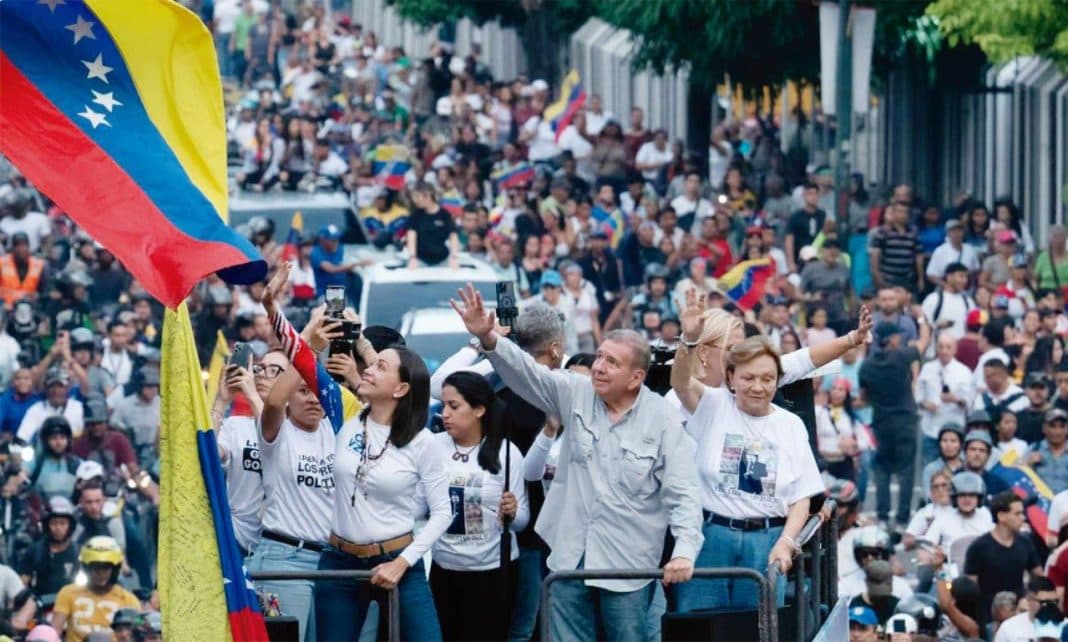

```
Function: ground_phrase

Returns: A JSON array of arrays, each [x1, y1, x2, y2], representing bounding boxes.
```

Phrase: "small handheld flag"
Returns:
[[543, 70, 586, 143], [718, 258, 775, 310]]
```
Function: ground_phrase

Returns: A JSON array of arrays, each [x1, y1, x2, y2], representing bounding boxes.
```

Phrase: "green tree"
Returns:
[[926, 0, 1068, 67], [386, 0, 594, 83]]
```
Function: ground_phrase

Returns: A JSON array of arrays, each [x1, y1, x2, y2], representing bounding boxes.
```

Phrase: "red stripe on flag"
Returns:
[[0, 54, 252, 308]]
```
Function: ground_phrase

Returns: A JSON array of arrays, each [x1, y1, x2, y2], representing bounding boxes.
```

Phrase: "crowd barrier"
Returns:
[[247, 505, 837, 642]]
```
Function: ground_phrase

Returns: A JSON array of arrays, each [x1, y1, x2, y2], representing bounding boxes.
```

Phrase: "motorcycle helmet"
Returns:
[[644, 263, 669, 285], [827, 477, 859, 507], [111, 608, 141, 629], [39, 416, 73, 442], [42, 496, 76, 539], [951, 471, 987, 508], [135, 611, 162, 642], [852, 525, 891, 566], [247, 216, 275, 240], [896, 594, 941, 635]]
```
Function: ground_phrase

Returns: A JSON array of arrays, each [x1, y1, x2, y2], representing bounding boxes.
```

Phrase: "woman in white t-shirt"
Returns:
[[315, 345, 451, 642], [421, 371, 528, 642], [671, 329, 824, 612], [815, 377, 861, 481]]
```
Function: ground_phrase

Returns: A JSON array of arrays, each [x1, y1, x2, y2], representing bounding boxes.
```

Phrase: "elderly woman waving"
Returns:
[[670, 290, 825, 612]]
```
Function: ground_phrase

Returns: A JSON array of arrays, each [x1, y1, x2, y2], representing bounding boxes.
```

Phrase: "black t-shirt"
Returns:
[[786, 208, 827, 262], [410, 207, 455, 265], [964, 532, 1040, 623], [1017, 407, 1048, 445], [859, 346, 921, 419], [17, 540, 78, 596]]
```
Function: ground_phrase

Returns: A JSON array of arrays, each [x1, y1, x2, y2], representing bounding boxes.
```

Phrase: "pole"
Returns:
[[834, 0, 853, 243], [500, 431, 512, 585]]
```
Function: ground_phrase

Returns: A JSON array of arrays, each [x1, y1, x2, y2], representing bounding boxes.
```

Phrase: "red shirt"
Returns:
[[698, 238, 734, 277], [1047, 544, 1068, 614], [71, 430, 137, 471]]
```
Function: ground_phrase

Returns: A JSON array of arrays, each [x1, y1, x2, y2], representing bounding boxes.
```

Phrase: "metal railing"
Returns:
[[540, 567, 778, 642], [249, 570, 400, 642]]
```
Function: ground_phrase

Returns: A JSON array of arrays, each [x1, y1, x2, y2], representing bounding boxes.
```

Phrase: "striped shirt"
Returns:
[[870, 224, 922, 288]]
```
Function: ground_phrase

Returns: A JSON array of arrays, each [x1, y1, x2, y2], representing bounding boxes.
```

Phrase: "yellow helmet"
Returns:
[[79, 536, 124, 567]]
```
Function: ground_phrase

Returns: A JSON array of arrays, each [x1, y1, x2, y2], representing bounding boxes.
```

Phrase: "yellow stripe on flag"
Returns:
[[159, 302, 230, 641], [205, 330, 230, 403], [544, 70, 581, 122], [86, 0, 229, 222]]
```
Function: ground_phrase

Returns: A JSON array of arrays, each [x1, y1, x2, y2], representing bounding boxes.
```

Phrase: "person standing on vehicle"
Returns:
[[310, 224, 364, 308], [452, 284, 703, 641], [407, 182, 459, 270]]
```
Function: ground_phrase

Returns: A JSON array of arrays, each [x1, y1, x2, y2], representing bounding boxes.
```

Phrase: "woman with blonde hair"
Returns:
[[665, 291, 872, 417], [670, 321, 823, 612]]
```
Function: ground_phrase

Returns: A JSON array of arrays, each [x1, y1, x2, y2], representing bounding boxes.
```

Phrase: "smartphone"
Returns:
[[325, 285, 345, 319], [228, 342, 253, 371], [496, 281, 518, 328], [942, 384, 950, 394]]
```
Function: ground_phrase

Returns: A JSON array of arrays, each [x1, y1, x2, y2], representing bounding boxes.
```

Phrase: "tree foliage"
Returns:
[[926, 0, 1068, 68], [385, 0, 593, 44]]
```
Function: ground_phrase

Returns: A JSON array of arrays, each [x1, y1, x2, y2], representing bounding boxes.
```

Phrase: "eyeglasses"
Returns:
[[253, 364, 285, 379]]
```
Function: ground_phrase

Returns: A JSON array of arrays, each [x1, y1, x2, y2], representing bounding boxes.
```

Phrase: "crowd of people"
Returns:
[[0, 0, 1062, 641]]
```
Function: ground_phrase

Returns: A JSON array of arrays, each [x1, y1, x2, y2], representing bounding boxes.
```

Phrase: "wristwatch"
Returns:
[[468, 337, 485, 354]]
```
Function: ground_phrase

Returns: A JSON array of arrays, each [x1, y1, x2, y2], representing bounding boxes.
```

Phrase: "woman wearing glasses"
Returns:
[[252, 264, 364, 642], [315, 337, 451, 641], [211, 347, 289, 558]]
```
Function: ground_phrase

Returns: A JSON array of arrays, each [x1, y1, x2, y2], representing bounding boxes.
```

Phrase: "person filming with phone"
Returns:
[[451, 283, 703, 641]]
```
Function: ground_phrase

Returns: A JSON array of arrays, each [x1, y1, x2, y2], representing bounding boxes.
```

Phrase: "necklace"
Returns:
[[352, 426, 391, 505], [452, 438, 483, 463]]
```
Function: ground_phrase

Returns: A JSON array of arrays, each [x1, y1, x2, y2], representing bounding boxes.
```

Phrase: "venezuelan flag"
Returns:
[[591, 204, 624, 249], [491, 162, 536, 190], [161, 304, 268, 642], [543, 70, 586, 142], [440, 192, 464, 219], [281, 211, 303, 263], [372, 144, 411, 191], [993, 453, 1054, 540], [718, 258, 774, 310], [360, 204, 410, 244], [0, 0, 265, 308]]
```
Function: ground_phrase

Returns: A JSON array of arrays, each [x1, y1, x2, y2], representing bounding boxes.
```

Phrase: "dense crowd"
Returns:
[[0, 0, 1063, 641]]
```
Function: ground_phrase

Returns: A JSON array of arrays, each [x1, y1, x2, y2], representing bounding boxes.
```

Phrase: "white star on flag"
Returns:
[[82, 54, 113, 83], [91, 90, 122, 112], [37, 0, 66, 13], [65, 15, 96, 44], [77, 106, 109, 129]]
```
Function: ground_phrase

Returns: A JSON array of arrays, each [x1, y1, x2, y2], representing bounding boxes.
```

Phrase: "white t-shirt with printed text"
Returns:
[[219, 416, 265, 552], [259, 418, 335, 543]]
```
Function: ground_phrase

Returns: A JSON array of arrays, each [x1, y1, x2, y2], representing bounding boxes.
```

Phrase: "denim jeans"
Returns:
[[508, 545, 543, 642], [673, 521, 786, 612], [247, 539, 321, 642], [314, 545, 441, 642], [646, 582, 666, 641], [856, 450, 875, 505], [550, 574, 655, 642]]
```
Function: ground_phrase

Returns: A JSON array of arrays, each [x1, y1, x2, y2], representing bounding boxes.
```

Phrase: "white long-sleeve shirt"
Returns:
[[915, 358, 974, 439]]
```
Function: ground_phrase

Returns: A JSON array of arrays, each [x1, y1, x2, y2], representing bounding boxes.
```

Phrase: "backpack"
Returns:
[[982, 391, 1026, 427]]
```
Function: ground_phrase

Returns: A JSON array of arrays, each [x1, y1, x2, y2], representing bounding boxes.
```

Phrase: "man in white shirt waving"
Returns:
[[916, 333, 974, 464]]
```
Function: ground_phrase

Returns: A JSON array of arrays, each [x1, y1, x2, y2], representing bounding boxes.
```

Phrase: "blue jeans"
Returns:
[[314, 546, 441, 642], [550, 574, 655, 641], [856, 450, 875, 507], [508, 546, 542, 642], [248, 539, 321, 642], [674, 521, 786, 612], [646, 582, 666, 641]]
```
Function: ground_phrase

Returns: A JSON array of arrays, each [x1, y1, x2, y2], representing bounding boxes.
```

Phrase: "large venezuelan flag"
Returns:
[[993, 452, 1054, 540], [0, 0, 265, 308], [543, 70, 586, 142], [718, 258, 775, 310], [161, 303, 268, 642]]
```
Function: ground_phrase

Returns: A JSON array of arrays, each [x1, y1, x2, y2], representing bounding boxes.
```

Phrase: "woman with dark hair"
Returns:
[[995, 196, 1034, 256], [424, 371, 528, 641], [315, 342, 451, 641], [236, 118, 284, 191], [279, 116, 311, 190], [589, 120, 629, 194], [1026, 335, 1065, 378], [815, 377, 861, 480], [963, 202, 992, 258]]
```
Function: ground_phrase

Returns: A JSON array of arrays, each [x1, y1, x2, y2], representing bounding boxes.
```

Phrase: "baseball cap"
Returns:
[[540, 270, 562, 289], [531, 79, 548, 92], [994, 294, 1011, 309], [318, 224, 342, 240], [75, 460, 105, 482], [864, 560, 894, 597], [1046, 408, 1068, 423], [964, 429, 994, 449], [944, 219, 963, 231], [1026, 372, 1049, 388], [848, 605, 878, 627], [84, 399, 108, 425], [995, 229, 1017, 244], [944, 262, 968, 276], [966, 308, 988, 329], [799, 245, 817, 262]]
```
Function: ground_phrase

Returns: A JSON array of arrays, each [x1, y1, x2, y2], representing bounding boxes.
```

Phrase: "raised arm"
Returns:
[[671, 289, 709, 414], [451, 283, 574, 416], [803, 305, 873, 371]]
